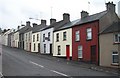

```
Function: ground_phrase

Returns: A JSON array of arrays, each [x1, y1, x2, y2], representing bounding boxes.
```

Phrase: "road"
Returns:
[[2, 46, 118, 77]]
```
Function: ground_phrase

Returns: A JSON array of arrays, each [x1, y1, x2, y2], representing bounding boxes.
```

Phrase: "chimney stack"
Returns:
[[32, 23, 37, 27], [106, 1, 116, 12], [81, 11, 89, 18], [50, 18, 56, 25], [63, 13, 70, 22], [17, 26, 20, 30], [26, 21, 30, 26], [41, 20, 46, 25]]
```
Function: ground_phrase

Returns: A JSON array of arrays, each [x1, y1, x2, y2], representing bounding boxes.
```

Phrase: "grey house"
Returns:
[[18, 21, 32, 49]]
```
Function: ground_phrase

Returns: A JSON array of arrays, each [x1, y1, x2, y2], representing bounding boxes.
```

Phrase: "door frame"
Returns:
[[66, 45, 70, 60]]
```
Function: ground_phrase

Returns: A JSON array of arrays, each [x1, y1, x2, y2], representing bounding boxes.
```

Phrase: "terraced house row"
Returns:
[[0, 2, 120, 68]]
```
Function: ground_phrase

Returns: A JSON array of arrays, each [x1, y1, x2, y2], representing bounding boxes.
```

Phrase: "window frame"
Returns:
[[44, 44, 46, 53], [43, 34, 45, 42], [63, 32, 67, 41], [78, 45, 83, 58], [86, 28, 92, 40], [37, 34, 39, 41], [75, 30, 80, 41], [114, 33, 120, 43], [57, 45, 61, 55], [33, 35, 35, 42], [56, 33, 59, 42], [48, 32, 50, 41], [112, 52, 119, 64], [34, 43, 35, 51]]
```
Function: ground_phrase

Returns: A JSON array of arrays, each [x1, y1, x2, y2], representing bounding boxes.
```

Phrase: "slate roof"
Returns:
[[74, 11, 107, 26], [54, 19, 80, 32], [15, 25, 31, 34], [32, 24, 47, 33], [41, 20, 69, 31], [100, 21, 120, 34]]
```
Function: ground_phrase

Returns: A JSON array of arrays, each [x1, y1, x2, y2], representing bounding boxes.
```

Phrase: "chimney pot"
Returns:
[[32, 23, 37, 27], [81, 11, 89, 18], [63, 13, 70, 22], [106, 1, 116, 12], [50, 18, 56, 25], [41, 20, 46, 25], [26, 21, 30, 26]]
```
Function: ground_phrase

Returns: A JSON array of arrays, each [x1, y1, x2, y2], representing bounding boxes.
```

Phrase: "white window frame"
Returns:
[[57, 45, 61, 55], [63, 32, 67, 40], [75, 31, 80, 41], [87, 28, 92, 40], [37, 34, 39, 41], [114, 33, 120, 43], [112, 52, 119, 64], [78, 45, 83, 58]]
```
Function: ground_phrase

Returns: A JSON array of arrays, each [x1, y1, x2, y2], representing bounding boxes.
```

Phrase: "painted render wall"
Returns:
[[31, 32, 40, 52], [24, 31, 32, 51], [40, 28, 53, 54], [99, 33, 119, 68], [14, 32, 19, 48], [53, 28, 72, 57]]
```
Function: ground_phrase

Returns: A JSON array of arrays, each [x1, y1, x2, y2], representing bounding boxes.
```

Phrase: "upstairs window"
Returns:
[[26, 34, 27, 41], [75, 31, 80, 41], [48, 32, 50, 41], [37, 34, 39, 41], [63, 32, 67, 41], [56, 33, 59, 42], [33, 35, 35, 42], [114, 33, 120, 43], [43, 34, 45, 42], [87, 28, 92, 40]]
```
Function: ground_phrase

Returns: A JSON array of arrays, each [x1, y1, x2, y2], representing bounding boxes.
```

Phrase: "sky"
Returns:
[[0, 0, 119, 30]]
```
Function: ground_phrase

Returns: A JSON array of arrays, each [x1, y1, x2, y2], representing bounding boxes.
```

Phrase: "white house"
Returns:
[[53, 19, 79, 60], [31, 20, 47, 52], [40, 13, 70, 55], [14, 31, 19, 48]]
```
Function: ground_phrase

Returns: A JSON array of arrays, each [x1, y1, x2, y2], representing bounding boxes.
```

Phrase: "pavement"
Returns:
[[2, 45, 120, 77]]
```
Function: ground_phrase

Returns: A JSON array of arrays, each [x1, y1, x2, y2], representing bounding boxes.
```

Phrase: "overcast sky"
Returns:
[[0, 0, 119, 30]]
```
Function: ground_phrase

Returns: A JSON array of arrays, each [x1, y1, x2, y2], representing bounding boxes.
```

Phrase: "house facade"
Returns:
[[99, 21, 120, 68], [72, 2, 119, 65], [14, 31, 19, 48], [18, 21, 32, 50], [53, 19, 79, 60], [40, 13, 70, 55], [31, 20, 47, 52]]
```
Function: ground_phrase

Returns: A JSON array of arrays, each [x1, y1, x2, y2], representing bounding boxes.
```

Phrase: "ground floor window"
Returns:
[[34, 43, 35, 51], [78, 45, 82, 58], [57, 45, 61, 55], [112, 52, 119, 64], [44, 44, 46, 53]]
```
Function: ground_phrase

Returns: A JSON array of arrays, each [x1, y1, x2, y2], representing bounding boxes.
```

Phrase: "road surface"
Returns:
[[2, 46, 118, 77]]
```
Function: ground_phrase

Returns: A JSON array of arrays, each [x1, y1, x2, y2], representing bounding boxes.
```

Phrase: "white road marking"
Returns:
[[50, 70, 68, 77], [0, 72, 3, 77], [29, 61, 44, 68]]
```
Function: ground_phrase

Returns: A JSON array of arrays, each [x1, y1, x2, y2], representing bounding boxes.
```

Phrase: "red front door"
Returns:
[[66, 45, 70, 60]]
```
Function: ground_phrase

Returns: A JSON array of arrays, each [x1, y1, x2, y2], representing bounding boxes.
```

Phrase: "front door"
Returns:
[[38, 43, 40, 52], [50, 44, 52, 55], [91, 45, 96, 64], [66, 45, 70, 60]]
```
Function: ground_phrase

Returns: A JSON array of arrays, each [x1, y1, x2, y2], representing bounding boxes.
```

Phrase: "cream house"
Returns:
[[31, 20, 47, 52], [53, 19, 79, 59], [99, 21, 120, 68]]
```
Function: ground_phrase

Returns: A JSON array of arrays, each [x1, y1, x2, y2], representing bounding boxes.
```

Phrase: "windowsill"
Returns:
[[113, 42, 120, 44], [86, 39, 92, 41], [56, 41, 59, 42], [111, 63, 119, 66], [75, 40, 80, 42], [63, 39, 66, 41]]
